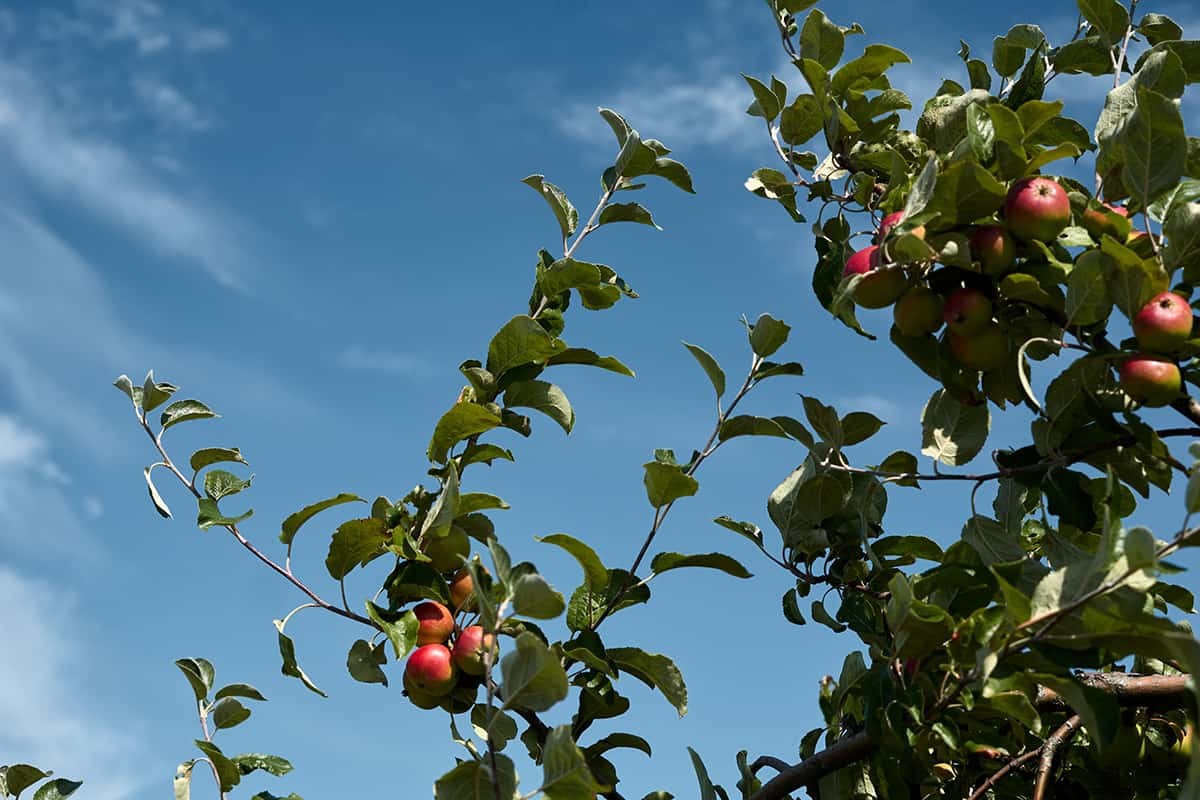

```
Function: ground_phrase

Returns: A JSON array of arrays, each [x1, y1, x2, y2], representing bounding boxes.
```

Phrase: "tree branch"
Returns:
[[750, 732, 875, 800], [1032, 714, 1082, 800], [966, 745, 1045, 800]]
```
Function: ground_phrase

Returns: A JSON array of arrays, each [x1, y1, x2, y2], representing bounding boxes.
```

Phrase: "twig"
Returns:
[[966, 745, 1045, 800], [1032, 715, 1082, 800]]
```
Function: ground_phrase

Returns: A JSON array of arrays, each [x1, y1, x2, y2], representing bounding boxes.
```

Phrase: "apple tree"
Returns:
[[13, 0, 1195, 798]]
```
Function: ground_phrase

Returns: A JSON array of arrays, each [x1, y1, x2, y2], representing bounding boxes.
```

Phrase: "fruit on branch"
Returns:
[[947, 324, 1006, 372], [1133, 292, 1193, 353], [1127, 230, 1160, 258], [449, 568, 477, 612], [1081, 202, 1129, 243], [405, 643, 457, 696], [403, 673, 444, 709], [1118, 355, 1182, 408], [943, 287, 993, 335], [893, 285, 945, 336], [423, 524, 470, 573], [843, 245, 908, 308], [1004, 176, 1070, 242], [969, 225, 1016, 275], [876, 211, 926, 244], [414, 600, 455, 645], [451, 625, 497, 676]]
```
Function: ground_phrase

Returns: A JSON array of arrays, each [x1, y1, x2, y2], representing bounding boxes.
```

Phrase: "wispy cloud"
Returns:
[[339, 346, 429, 376], [132, 74, 211, 130], [41, 0, 231, 56], [0, 566, 150, 800]]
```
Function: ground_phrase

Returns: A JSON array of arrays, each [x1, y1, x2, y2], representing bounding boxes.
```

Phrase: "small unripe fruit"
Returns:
[[451, 625, 497, 676], [1119, 355, 1182, 407], [414, 601, 455, 645], [1133, 292, 1193, 353], [1081, 202, 1129, 242], [1004, 177, 1070, 242], [943, 288, 993, 336], [449, 568, 476, 612], [403, 672, 443, 709], [969, 225, 1016, 275], [843, 245, 908, 309], [893, 286, 944, 336], [423, 524, 469, 573], [948, 324, 1007, 372], [405, 643, 457, 696]]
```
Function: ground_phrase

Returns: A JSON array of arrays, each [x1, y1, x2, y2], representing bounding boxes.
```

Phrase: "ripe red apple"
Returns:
[[1004, 176, 1070, 242], [893, 286, 945, 336], [1119, 355, 1181, 407], [1133, 292, 1193, 353], [969, 225, 1016, 275], [423, 524, 469, 573], [943, 288, 993, 335], [403, 672, 443, 709], [947, 324, 1007, 372], [843, 245, 908, 309], [451, 625, 497, 676], [875, 210, 926, 243], [449, 568, 476, 612], [414, 600, 455, 645], [1081, 202, 1129, 243], [405, 643, 457, 696]]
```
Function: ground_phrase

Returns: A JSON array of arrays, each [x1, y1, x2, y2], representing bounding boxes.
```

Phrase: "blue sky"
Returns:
[[1, 1, 1198, 798]]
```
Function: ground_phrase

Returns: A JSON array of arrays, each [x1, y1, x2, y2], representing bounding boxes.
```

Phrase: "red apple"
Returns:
[[843, 245, 908, 309], [1119, 355, 1181, 407], [414, 601, 455, 645], [405, 643, 457, 696], [451, 625, 497, 676], [969, 225, 1016, 275], [943, 288, 993, 335], [876, 211, 906, 243], [423, 524, 469, 573], [893, 286, 945, 336], [1081, 202, 1129, 243], [449, 568, 476, 612], [948, 324, 1007, 372], [1004, 177, 1070, 242], [1133, 292, 1193, 353]]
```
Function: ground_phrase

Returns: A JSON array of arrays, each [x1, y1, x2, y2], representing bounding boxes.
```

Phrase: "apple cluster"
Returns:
[[841, 175, 1193, 409], [402, 569, 499, 709]]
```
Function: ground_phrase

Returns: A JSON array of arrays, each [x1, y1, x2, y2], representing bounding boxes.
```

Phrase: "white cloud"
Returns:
[[183, 26, 231, 53], [0, 64, 249, 289], [133, 75, 210, 130], [0, 566, 150, 800], [339, 346, 428, 376], [83, 496, 104, 518], [836, 392, 904, 422], [41, 0, 231, 57]]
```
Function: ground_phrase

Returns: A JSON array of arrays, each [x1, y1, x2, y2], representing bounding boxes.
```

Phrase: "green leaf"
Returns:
[[782, 589, 806, 625], [346, 639, 388, 686], [141, 371, 178, 413], [470, 704, 519, 751], [802, 395, 843, 448], [175, 657, 215, 702], [873, 535, 944, 562], [748, 313, 791, 358], [204, 469, 251, 501], [542, 726, 604, 799], [780, 94, 823, 146], [504, 380, 575, 433], [538, 258, 601, 298], [964, 516, 1027, 566], [646, 157, 695, 193], [585, 732, 653, 759], [273, 621, 326, 697], [831, 44, 911, 97], [1077, 0, 1130, 46], [614, 128, 659, 179], [537, 533, 607, 590], [365, 603, 419, 659], [279, 493, 365, 546], [434, 755, 518, 800], [713, 516, 763, 547], [486, 315, 563, 379], [113, 373, 139, 408], [608, 647, 688, 716], [325, 518, 389, 580], [650, 552, 752, 579], [546, 348, 635, 377], [717, 415, 789, 441], [687, 748, 719, 800], [753, 361, 805, 381], [921, 388, 990, 466], [194, 742, 241, 793], [211, 697, 252, 729], [1140, 13, 1183, 46], [4, 765, 49, 797], [427, 403, 503, 463], [522, 175, 578, 240], [841, 411, 885, 446], [190, 447, 248, 474], [160, 399, 217, 431], [500, 631, 569, 712], [1165, 198, 1200, 274], [249, 792, 302, 800], [743, 74, 782, 120], [30, 781, 83, 800], [811, 599, 847, 632], [230, 754, 293, 777], [1066, 250, 1112, 326], [643, 462, 699, 508], [597, 108, 631, 145], [566, 569, 649, 631], [385, 560, 452, 606], [214, 683, 267, 702], [800, 9, 847, 69], [597, 202, 660, 229], [144, 465, 172, 519], [1122, 87, 1188, 208], [682, 342, 725, 397], [512, 573, 566, 619]]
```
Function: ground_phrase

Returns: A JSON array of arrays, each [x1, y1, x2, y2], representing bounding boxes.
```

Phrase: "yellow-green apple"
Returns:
[[843, 245, 908, 308], [449, 568, 476, 612], [943, 288, 993, 335], [405, 643, 457, 696], [1133, 292, 1193, 353], [969, 225, 1016, 275], [1119, 355, 1181, 407], [403, 672, 443, 709], [414, 600, 455, 645], [948, 324, 1007, 372], [1081, 202, 1129, 242], [451, 625, 497, 676], [1004, 176, 1070, 242], [893, 286, 945, 336], [423, 524, 469, 573]]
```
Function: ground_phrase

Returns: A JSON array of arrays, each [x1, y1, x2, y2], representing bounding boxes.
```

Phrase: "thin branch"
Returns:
[[1032, 715, 1082, 800], [966, 745, 1045, 800]]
